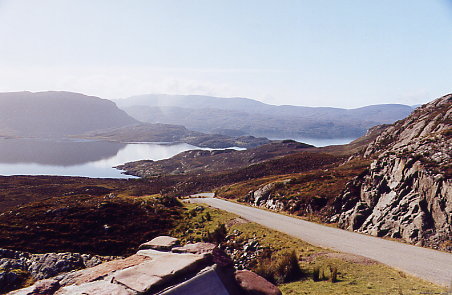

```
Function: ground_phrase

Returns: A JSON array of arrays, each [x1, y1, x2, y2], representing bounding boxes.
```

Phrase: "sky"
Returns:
[[0, 0, 451, 108]]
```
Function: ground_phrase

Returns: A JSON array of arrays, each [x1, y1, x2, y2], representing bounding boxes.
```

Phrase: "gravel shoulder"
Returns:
[[190, 196, 452, 287]]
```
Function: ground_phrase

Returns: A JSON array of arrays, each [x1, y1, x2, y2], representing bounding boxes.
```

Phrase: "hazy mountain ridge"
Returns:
[[115, 94, 415, 139], [0, 91, 138, 138], [0, 91, 270, 149]]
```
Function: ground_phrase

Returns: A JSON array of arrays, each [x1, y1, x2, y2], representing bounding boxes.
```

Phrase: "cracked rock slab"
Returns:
[[138, 236, 180, 251], [55, 280, 133, 295], [113, 252, 205, 293]]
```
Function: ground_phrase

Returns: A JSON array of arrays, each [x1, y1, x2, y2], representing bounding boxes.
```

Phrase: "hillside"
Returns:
[[0, 191, 182, 256], [333, 94, 451, 251], [115, 94, 414, 139], [116, 140, 314, 177], [0, 91, 138, 138]]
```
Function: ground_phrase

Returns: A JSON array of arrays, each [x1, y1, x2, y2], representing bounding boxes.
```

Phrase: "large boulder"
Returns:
[[235, 270, 282, 295]]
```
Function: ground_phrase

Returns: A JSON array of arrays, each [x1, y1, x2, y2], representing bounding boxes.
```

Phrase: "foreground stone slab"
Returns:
[[58, 254, 149, 286], [139, 236, 180, 251], [55, 280, 133, 295], [7, 236, 267, 295], [235, 270, 282, 295], [136, 249, 171, 258], [172, 242, 216, 255], [160, 267, 229, 295], [113, 251, 205, 293], [7, 279, 60, 295]]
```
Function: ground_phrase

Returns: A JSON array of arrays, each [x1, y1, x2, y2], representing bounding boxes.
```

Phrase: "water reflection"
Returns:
[[0, 139, 126, 166], [0, 139, 203, 178], [0, 137, 355, 178]]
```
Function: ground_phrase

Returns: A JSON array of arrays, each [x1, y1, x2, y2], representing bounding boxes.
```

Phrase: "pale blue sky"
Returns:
[[0, 0, 451, 107]]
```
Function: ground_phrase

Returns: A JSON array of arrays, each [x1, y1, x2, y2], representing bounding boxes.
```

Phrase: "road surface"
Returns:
[[190, 196, 452, 287]]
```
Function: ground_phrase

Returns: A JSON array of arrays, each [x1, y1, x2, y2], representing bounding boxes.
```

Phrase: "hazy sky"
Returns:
[[0, 0, 451, 108]]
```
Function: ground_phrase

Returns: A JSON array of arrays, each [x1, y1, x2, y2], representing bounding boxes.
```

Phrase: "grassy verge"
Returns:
[[173, 202, 446, 295]]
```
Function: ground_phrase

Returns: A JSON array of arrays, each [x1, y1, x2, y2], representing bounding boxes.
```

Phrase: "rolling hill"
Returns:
[[0, 91, 138, 138], [0, 91, 269, 148], [115, 94, 415, 139]]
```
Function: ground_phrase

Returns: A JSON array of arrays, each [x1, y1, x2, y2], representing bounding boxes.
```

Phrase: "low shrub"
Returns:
[[311, 264, 339, 283], [204, 223, 227, 244], [312, 266, 320, 281], [330, 265, 338, 283], [255, 250, 303, 284]]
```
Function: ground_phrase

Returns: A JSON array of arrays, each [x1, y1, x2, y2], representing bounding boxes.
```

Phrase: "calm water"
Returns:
[[0, 137, 355, 178], [0, 139, 207, 178]]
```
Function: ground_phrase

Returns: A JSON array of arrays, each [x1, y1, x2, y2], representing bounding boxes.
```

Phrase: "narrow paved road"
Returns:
[[190, 196, 452, 287]]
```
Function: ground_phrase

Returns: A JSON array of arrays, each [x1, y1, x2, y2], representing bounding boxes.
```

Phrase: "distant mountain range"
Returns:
[[0, 91, 269, 148], [115, 94, 416, 139], [0, 91, 138, 138], [0, 91, 417, 147]]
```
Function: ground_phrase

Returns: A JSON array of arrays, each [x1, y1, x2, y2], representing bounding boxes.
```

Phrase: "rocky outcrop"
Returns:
[[333, 94, 451, 251], [363, 94, 451, 157], [244, 182, 287, 212], [242, 179, 328, 216], [0, 248, 114, 294], [7, 236, 281, 295]]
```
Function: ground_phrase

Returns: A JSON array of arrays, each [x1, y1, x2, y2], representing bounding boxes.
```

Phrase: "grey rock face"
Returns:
[[244, 181, 288, 212], [8, 237, 278, 295], [334, 94, 452, 251], [0, 248, 113, 293], [28, 252, 102, 280]]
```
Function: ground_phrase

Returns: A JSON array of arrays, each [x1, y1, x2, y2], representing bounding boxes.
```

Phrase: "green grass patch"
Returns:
[[175, 202, 447, 295], [281, 256, 445, 294]]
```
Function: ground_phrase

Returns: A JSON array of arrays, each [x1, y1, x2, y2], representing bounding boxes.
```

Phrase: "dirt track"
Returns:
[[191, 196, 452, 287]]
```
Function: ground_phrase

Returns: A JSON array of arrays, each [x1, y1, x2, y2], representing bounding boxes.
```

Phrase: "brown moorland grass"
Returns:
[[0, 175, 170, 212], [0, 194, 182, 256]]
